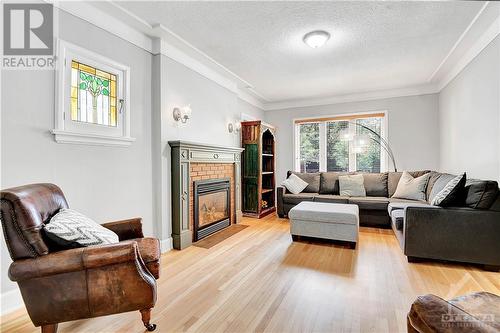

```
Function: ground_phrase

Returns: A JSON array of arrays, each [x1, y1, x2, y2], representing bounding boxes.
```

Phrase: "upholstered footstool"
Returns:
[[288, 201, 359, 249]]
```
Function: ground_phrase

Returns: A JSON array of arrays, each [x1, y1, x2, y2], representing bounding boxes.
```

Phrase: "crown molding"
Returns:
[[149, 22, 269, 101], [49, 0, 153, 52], [50, 1, 268, 106], [429, 1, 500, 91], [427, 2, 489, 83], [437, 14, 500, 91], [50, 1, 499, 112], [152, 39, 238, 94], [237, 89, 265, 109], [262, 84, 439, 111]]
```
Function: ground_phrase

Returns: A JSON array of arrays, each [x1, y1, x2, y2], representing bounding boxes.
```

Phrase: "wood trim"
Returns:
[[294, 112, 386, 124]]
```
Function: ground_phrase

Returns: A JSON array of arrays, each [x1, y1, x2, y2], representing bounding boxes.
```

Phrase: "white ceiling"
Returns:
[[112, 1, 484, 103]]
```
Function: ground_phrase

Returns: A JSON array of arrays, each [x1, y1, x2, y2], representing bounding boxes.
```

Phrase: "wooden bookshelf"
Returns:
[[241, 120, 276, 218]]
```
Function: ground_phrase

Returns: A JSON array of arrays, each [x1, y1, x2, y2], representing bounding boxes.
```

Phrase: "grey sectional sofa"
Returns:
[[277, 170, 500, 270]]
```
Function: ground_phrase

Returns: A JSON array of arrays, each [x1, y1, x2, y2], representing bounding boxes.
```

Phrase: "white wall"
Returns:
[[0, 9, 155, 301], [155, 54, 264, 242], [439, 36, 500, 181], [264, 94, 440, 183], [0, 11, 265, 307]]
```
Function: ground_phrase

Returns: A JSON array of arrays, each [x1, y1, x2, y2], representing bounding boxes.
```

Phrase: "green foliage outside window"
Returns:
[[297, 117, 382, 173], [299, 123, 319, 172]]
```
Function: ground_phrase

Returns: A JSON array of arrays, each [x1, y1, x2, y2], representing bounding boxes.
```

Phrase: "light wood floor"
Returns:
[[2, 215, 499, 333]]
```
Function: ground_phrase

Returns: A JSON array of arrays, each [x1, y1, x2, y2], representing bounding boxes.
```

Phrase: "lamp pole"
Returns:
[[347, 121, 398, 172]]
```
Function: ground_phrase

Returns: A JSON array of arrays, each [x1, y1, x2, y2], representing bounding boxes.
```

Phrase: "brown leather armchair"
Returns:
[[408, 292, 500, 332], [0, 183, 161, 333]]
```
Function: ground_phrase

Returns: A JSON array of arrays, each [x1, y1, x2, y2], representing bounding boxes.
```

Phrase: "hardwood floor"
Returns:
[[2, 215, 499, 333]]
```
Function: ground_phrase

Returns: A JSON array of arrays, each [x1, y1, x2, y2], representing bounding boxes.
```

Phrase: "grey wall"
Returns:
[[1, 10, 154, 296], [0, 11, 264, 301], [439, 36, 500, 181], [264, 94, 440, 184], [157, 55, 263, 241]]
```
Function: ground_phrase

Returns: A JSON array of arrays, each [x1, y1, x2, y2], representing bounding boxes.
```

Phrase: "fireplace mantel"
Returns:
[[169, 141, 244, 249]]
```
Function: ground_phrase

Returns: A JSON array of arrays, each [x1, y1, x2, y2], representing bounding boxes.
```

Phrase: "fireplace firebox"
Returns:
[[193, 178, 231, 241]]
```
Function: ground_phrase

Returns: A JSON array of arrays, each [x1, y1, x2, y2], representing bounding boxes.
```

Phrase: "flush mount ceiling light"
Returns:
[[303, 30, 330, 48]]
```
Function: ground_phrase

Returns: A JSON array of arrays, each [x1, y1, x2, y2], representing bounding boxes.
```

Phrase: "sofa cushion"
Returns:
[[430, 173, 466, 207], [283, 193, 317, 205], [349, 197, 389, 210], [425, 171, 441, 201], [464, 180, 499, 209], [288, 172, 320, 193], [319, 172, 351, 194], [339, 174, 366, 196], [392, 171, 430, 201], [388, 170, 430, 198], [387, 201, 433, 214], [361, 172, 388, 197], [391, 209, 405, 231], [314, 195, 349, 204]]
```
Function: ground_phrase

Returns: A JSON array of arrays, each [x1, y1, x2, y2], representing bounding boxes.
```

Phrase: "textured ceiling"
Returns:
[[118, 1, 483, 102]]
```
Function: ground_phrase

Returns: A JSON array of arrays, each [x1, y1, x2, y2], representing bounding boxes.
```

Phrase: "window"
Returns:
[[53, 40, 135, 146], [70, 60, 118, 127], [295, 113, 387, 173], [298, 123, 320, 172]]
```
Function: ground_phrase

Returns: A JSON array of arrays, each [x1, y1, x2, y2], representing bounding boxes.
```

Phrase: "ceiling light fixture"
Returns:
[[303, 30, 330, 48]]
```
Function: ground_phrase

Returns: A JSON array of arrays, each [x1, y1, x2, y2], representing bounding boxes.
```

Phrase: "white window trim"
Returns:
[[293, 110, 390, 173], [52, 39, 135, 147]]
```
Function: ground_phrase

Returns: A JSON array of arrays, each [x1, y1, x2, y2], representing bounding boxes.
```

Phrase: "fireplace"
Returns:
[[193, 178, 231, 241]]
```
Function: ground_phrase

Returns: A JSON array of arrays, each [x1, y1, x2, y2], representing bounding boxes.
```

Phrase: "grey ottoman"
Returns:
[[289, 201, 359, 249]]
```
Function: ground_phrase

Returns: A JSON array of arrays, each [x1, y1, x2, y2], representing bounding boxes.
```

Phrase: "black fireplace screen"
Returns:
[[193, 178, 231, 241]]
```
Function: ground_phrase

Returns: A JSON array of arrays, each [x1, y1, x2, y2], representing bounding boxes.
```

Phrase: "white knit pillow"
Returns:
[[281, 174, 308, 194], [392, 171, 430, 201], [45, 208, 119, 248]]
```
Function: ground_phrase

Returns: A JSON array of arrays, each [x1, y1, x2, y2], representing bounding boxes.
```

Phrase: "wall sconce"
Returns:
[[173, 105, 192, 123], [228, 122, 241, 134]]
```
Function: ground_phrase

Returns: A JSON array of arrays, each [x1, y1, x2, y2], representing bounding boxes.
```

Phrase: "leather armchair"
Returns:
[[0, 183, 160, 333], [408, 292, 500, 332]]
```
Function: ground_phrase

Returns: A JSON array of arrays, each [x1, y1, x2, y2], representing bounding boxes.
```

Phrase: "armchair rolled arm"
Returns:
[[9, 241, 139, 281], [102, 217, 144, 240]]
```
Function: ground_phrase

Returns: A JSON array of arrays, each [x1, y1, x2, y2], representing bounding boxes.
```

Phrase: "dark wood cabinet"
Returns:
[[241, 121, 276, 218]]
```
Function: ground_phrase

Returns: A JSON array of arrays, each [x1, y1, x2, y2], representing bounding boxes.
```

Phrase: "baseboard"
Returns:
[[1, 286, 24, 316], [160, 237, 173, 253]]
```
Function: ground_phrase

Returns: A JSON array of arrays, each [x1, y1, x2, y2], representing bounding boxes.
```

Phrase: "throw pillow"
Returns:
[[44, 208, 119, 249], [362, 172, 389, 197], [464, 180, 499, 209], [281, 174, 308, 194], [392, 171, 430, 201], [339, 174, 366, 197], [431, 173, 466, 206], [288, 172, 320, 193]]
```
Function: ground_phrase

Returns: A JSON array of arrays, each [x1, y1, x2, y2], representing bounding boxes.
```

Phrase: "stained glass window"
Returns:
[[70, 60, 117, 127]]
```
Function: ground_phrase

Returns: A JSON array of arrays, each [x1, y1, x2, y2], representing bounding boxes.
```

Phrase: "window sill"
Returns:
[[51, 130, 136, 147]]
